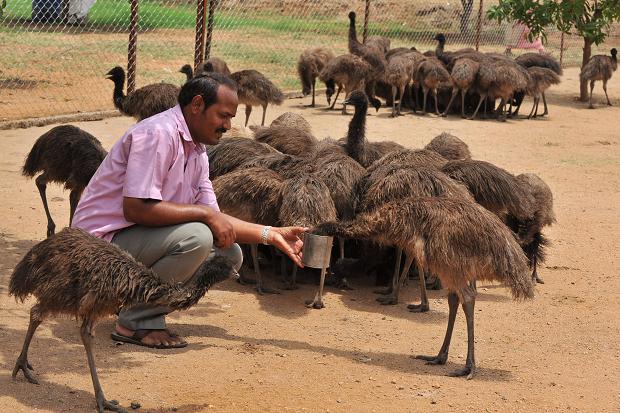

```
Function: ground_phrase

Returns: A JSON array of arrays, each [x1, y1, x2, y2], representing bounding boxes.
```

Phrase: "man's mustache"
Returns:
[[216, 127, 227, 133]]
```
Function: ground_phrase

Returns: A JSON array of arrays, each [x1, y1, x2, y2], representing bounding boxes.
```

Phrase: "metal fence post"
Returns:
[[475, 0, 483, 50], [127, 0, 140, 94], [205, 0, 217, 60], [194, 0, 207, 70], [363, 0, 370, 43]]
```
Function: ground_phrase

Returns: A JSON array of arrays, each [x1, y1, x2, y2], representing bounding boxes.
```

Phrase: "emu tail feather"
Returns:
[[523, 232, 550, 268], [22, 138, 46, 177], [496, 234, 535, 300], [165, 255, 233, 310], [9, 244, 40, 301]]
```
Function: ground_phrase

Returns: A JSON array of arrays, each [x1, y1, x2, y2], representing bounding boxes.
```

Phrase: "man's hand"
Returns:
[[205, 211, 236, 248], [267, 226, 307, 267]]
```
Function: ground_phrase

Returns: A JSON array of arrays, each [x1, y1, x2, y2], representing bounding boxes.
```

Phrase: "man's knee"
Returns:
[[174, 222, 214, 263], [215, 243, 243, 273]]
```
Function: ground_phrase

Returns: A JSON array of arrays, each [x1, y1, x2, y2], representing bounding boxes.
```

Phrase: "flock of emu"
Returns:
[[9, 9, 615, 413]]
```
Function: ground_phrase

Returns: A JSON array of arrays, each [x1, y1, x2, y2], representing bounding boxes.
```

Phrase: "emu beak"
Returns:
[[343, 98, 352, 105]]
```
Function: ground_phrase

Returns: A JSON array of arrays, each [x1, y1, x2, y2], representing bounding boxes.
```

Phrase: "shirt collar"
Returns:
[[171, 104, 206, 154]]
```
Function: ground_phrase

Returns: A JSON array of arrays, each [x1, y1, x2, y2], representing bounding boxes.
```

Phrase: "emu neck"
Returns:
[[349, 17, 360, 50], [345, 102, 368, 161], [111, 75, 126, 111], [435, 39, 445, 56]]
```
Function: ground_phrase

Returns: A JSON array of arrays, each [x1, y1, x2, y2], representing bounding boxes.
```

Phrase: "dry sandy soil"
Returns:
[[0, 67, 619, 412]]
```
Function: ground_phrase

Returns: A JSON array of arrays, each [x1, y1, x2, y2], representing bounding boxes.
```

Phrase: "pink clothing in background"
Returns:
[[507, 22, 545, 53], [72, 105, 220, 241]]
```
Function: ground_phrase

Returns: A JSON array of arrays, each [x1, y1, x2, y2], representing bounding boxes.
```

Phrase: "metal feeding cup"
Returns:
[[302, 233, 334, 309]]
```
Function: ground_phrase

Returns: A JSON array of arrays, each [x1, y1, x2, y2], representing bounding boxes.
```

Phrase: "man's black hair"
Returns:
[[178, 72, 238, 110]]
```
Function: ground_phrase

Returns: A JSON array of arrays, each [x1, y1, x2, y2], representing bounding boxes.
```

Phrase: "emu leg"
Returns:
[[460, 88, 467, 118], [69, 188, 83, 226], [442, 88, 458, 117], [251, 243, 279, 294], [588, 80, 595, 109], [80, 319, 128, 413], [468, 94, 486, 120], [448, 296, 476, 379], [261, 103, 268, 126], [377, 253, 413, 305], [12, 304, 43, 384], [329, 86, 342, 109], [495, 98, 507, 122], [374, 247, 402, 295], [397, 84, 406, 116], [311, 78, 316, 107], [390, 86, 398, 117], [421, 87, 429, 115], [305, 267, 327, 309], [603, 79, 612, 106], [416, 292, 459, 365], [527, 98, 537, 119], [35, 174, 55, 237], [282, 264, 299, 290], [407, 259, 430, 312], [531, 252, 544, 284], [534, 98, 541, 117], [433, 89, 440, 116], [541, 92, 549, 116], [244, 105, 252, 126]]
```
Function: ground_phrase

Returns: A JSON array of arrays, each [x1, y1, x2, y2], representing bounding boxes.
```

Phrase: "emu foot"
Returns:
[[237, 274, 257, 286], [440, 112, 448, 117], [12, 359, 39, 384], [448, 363, 475, 380], [373, 286, 392, 295], [281, 281, 299, 290], [305, 296, 325, 309], [415, 353, 447, 365], [588, 105, 595, 109], [533, 273, 545, 284], [255, 283, 280, 295], [376, 295, 398, 305], [98, 398, 128, 413], [407, 302, 430, 312], [426, 276, 442, 290]]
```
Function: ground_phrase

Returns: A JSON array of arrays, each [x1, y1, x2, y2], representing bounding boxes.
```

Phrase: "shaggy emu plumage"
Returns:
[[179, 58, 231, 82], [252, 124, 318, 156], [230, 69, 285, 126], [269, 112, 313, 133], [513, 53, 562, 117], [524, 67, 561, 118], [207, 136, 279, 179], [298, 47, 335, 107], [514, 173, 556, 284], [415, 57, 452, 115], [365, 149, 448, 175], [213, 167, 284, 294], [10, 227, 232, 413], [279, 174, 337, 304], [580, 48, 618, 109], [106, 66, 179, 121], [314, 196, 533, 379], [22, 125, 107, 237], [442, 57, 480, 117], [424, 132, 472, 161]]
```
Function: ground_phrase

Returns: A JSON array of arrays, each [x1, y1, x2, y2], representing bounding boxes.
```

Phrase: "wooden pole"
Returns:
[[205, 0, 217, 60], [475, 0, 483, 51], [194, 0, 207, 70], [127, 0, 139, 94], [363, 0, 370, 43], [560, 31, 565, 67]]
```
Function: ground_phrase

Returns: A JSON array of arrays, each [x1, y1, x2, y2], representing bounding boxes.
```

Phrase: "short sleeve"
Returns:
[[122, 127, 175, 200]]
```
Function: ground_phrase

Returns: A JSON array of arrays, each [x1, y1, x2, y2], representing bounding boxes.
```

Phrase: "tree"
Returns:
[[487, 0, 620, 101], [460, 0, 475, 35]]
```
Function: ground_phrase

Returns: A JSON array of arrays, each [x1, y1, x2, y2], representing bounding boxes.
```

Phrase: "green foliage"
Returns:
[[487, 0, 620, 45], [1, 0, 7, 18]]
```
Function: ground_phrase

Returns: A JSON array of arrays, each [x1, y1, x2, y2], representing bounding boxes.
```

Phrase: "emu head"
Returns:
[[348, 11, 356, 22], [343, 90, 369, 112], [433, 33, 446, 43], [302, 84, 311, 96], [179, 64, 193, 77], [325, 79, 336, 104], [106, 66, 125, 82], [611, 48, 618, 58]]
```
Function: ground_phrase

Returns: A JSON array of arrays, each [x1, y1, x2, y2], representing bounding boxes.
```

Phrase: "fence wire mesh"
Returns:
[[0, 0, 618, 122]]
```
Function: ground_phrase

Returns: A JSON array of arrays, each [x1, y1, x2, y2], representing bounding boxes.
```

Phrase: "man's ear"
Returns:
[[190, 95, 204, 114]]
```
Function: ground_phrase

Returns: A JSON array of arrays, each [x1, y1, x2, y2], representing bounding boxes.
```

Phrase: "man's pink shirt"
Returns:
[[71, 105, 219, 241]]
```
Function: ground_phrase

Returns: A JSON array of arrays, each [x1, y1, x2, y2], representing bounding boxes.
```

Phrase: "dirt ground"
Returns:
[[0, 67, 619, 412]]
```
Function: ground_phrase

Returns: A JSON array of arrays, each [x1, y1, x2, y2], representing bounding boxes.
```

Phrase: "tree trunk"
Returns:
[[460, 0, 474, 35], [579, 37, 593, 102]]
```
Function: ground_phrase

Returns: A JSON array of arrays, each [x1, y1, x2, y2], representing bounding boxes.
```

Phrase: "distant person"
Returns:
[[504, 21, 546, 55]]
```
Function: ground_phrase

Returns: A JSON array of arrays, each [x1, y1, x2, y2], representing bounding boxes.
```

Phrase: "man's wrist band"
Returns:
[[261, 226, 271, 245]]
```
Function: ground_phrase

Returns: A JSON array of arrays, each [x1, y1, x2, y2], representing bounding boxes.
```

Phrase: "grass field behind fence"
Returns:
[[0, 0, 618, 121]]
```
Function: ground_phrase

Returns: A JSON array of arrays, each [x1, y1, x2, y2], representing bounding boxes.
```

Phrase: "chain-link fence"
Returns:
[[1, 0, 618, 123]]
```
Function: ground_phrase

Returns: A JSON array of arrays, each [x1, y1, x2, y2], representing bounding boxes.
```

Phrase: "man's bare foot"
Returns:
[[113, 324, 187, 348]]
